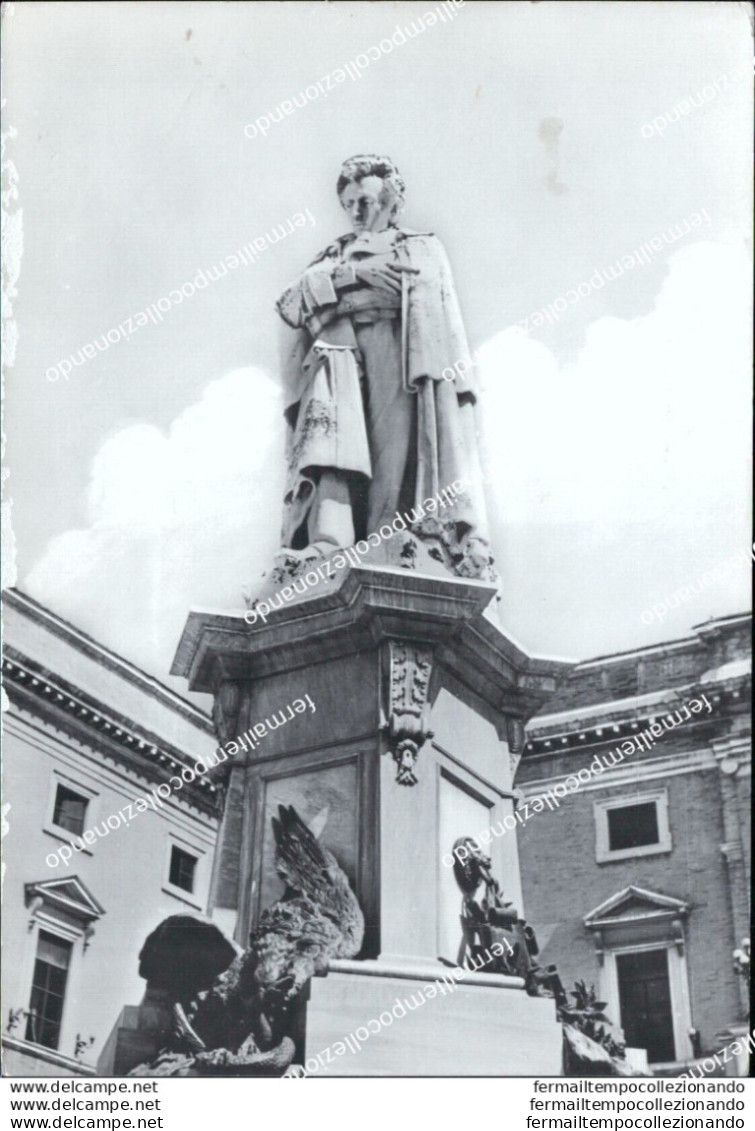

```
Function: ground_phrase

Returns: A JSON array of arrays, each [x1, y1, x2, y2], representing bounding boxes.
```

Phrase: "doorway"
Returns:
[[616, 948, 676, 1063]]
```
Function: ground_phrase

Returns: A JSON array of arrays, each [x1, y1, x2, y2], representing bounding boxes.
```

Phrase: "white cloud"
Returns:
[[479, 240, 751, 528], [478, 240, 751, 656], [24, 241, 751, 681], [26, 369, 284, 692]]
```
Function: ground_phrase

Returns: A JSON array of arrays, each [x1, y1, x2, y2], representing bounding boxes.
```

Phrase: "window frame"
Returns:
[[594, 789, 671, 863], [606, 799, 660, 853], [168, 844, 198, 894], [599, 940, 692, 1065], [51, 783, 89, 837], [44, 772, 98, 855], [162, 836, 203, 908]]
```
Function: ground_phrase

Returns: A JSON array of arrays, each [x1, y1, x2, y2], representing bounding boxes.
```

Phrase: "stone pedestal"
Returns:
[[171, 565, 572, 1071], [714, 1024, 752, 1076], [96, 990, 172, 1077]]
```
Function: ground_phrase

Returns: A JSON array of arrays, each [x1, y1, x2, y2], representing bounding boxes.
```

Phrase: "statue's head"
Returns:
[[337, 154, 405, 234]]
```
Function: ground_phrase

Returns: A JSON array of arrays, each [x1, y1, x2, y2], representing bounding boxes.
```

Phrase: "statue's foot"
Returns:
[[283, 1064, 307, 1077], [455, 536, 493, 579], [245, 544, 337, 608], [171, 1003, 206, 1052], [128, 1050, 198, 1077], [194, 1035, 296, 1075]]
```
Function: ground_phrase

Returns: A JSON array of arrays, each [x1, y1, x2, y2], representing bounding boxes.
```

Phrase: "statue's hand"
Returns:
[[353, 261, 403, 295]]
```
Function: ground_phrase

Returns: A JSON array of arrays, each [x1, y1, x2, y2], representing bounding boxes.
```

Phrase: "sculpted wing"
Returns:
[[273, 805, 339, 901]]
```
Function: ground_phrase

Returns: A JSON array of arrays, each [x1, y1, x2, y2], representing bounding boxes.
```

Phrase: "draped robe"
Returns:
[[275, 226, 490, 573]]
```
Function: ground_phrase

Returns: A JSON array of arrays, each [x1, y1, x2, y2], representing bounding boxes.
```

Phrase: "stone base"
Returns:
[[714, 1023, 752, 1076], [96, 1006, 165, 1077], [304, 958, 563, 1076], [172, 568, 571, 959], [2, 1036, 96, 1077]]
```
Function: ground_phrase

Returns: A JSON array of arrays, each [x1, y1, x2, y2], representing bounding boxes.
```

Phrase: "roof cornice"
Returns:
[[170, 567, 575, 722], [3, 588, 214, 734]]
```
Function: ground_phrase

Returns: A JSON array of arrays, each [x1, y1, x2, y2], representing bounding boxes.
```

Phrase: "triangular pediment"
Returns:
[[584, 885, 687, 928], [25, 876, 105, 922]]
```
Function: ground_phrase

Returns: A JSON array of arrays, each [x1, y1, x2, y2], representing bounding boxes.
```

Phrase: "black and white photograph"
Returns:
[[1, 0, 752, 1103]]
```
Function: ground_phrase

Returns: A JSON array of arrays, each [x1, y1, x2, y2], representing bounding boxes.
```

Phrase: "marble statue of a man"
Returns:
[[274, 154, 491, 580]]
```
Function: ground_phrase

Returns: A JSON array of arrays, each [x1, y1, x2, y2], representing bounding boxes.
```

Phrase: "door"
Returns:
[[438, 772, 493, 964], [25, 931, 73, 1051], [616, 948, 675, 1063]]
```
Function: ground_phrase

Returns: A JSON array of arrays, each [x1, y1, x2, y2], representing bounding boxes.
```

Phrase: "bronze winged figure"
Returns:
[[131, 805, 364, 1076]]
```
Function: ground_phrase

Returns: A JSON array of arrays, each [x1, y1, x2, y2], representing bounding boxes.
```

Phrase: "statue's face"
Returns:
[[339, 175, 395, 233]]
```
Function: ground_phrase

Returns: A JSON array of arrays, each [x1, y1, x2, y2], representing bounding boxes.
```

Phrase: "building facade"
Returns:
[[3, 589, 750, 1077], [516, 613, 751, 1072], [2, 590, 219, 1076]]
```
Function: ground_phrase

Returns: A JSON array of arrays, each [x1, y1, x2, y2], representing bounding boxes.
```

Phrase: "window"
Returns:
[[25, 931, 72, 1050], [168, 846, 197, 893], [163, 840, 204, 906], [594, 790, 671, 863], [44, 776, 98, 853], [607, 802, 659, 852], [616, 949, 675, 1063], [585, 888, 693, 1065], [52, 784, 88, 836]]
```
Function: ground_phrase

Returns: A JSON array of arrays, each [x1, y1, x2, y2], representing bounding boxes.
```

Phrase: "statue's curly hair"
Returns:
[[336, 154, 406, 221]]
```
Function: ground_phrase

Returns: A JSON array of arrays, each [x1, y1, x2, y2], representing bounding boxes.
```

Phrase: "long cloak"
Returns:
[[276, 228, 489, 563]]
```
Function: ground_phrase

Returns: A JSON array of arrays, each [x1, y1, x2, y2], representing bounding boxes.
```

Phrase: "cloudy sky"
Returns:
[[3, 0, 752, 704]]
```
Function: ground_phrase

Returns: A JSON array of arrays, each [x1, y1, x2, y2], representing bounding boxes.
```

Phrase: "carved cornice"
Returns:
[[171, 567, 573, 726], [584, 886, 689, 925], [3, 653, 218, 815], [518, 746, 717, 796], [2, 1035, 97, 1076], [526, 716, 657, 756], [711, 734, 752, 773], [25, 876, 105, 926], [505, 716, 526, 776]]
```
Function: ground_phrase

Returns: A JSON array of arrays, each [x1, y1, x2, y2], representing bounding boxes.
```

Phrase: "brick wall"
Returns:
[[517, 741, 744, 1054]]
